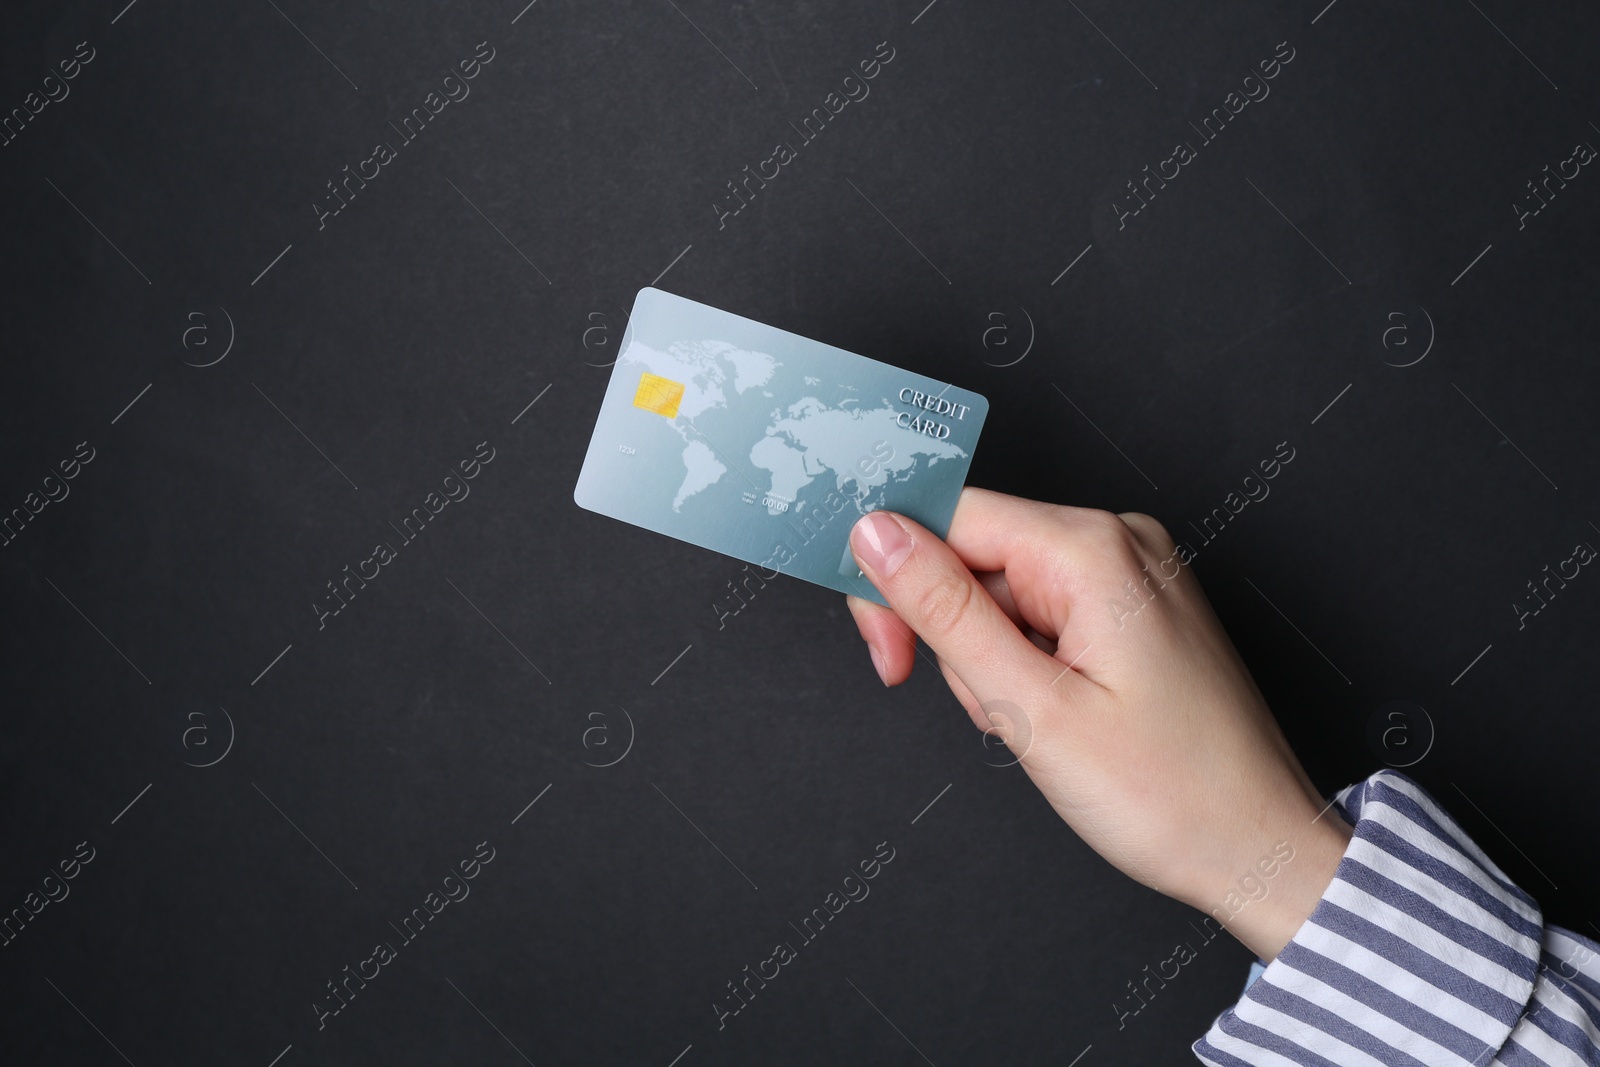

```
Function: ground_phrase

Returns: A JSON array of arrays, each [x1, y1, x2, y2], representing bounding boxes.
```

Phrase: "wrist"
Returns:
[[1181, 807, 1353, 961], [1227, 811, 1351, 960]]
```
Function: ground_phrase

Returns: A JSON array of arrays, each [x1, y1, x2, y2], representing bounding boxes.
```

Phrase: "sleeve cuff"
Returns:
[[1193, 769, 1545, 1067]]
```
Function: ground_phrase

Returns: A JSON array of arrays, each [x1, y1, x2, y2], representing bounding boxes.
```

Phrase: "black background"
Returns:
[[3, 1, 1597, 1064]]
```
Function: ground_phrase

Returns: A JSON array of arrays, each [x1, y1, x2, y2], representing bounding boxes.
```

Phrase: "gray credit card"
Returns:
[[573, 287, 988, 605]]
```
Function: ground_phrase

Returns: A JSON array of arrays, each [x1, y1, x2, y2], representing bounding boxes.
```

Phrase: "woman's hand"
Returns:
[[846, 487, 1351, 960]]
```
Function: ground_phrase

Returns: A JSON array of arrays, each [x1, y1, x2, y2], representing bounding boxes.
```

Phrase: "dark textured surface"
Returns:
[[3, 2, 1597, 1064]]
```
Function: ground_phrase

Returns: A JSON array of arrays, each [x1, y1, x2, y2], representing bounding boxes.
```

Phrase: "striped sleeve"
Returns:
[[1192, 769, 1600, 1066]]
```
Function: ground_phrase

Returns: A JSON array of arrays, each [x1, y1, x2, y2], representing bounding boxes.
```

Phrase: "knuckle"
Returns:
[[1078, 511, 1147, 580], [1082, 509, 1135, 549], [912, 569, 976, 639], [1119, 511, 1176, 553]]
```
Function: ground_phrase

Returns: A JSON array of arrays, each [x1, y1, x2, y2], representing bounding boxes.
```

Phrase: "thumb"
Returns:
[[849, 510, 1064, 706]]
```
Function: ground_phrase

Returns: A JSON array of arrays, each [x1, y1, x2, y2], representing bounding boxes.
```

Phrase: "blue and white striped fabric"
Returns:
[[1194, 770, 1600, 1066]]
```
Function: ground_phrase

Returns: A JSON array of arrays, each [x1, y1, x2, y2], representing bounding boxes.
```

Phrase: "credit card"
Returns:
[[573, 287, 988, 606]]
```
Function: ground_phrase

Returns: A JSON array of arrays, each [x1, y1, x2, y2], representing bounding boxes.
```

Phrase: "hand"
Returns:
[[845, 488, 1351, 960]]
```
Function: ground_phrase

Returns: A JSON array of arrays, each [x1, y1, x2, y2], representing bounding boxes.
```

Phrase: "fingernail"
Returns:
[[868, 644, 889, 686], [852, 512, 912, 578]]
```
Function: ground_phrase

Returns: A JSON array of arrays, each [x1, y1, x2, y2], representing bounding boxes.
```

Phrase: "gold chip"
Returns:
[[633, 371, 685, 419]]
